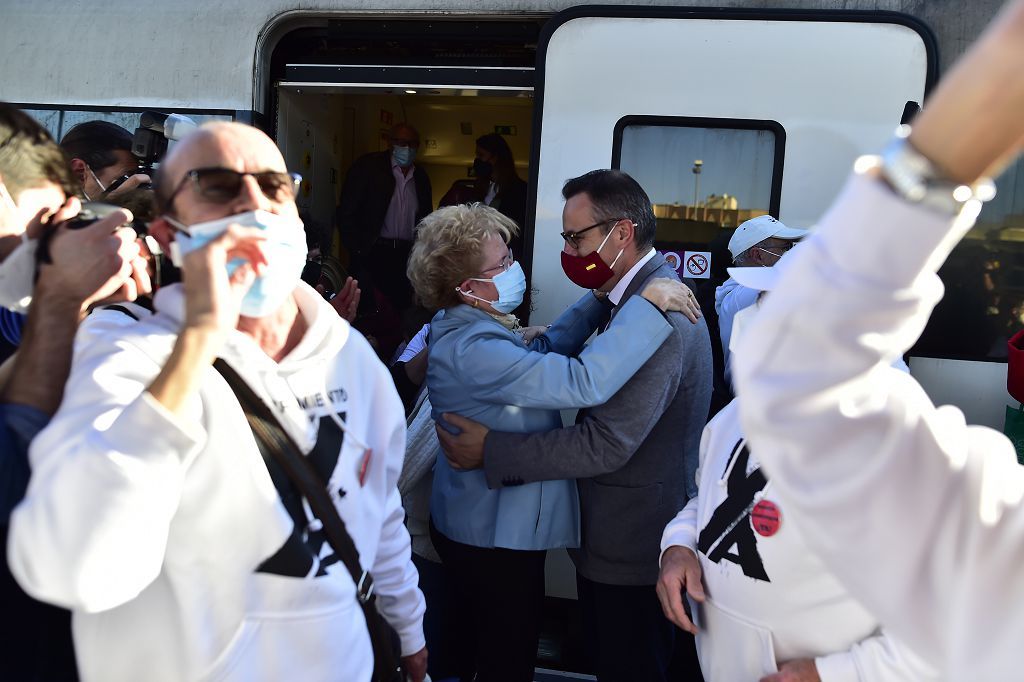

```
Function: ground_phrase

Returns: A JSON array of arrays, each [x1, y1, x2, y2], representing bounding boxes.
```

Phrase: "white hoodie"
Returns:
[[8, 282, 425, 682], [661, 400, 937, 682]]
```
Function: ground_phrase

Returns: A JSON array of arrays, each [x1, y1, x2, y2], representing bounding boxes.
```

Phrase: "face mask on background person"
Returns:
[[166, 210, 308, 318], [0, 185, 39, 313], [457, 261, 527, 314], [392, 145, 416, 168], [560, 225, 624, 290], [473, 158, 493, 180]]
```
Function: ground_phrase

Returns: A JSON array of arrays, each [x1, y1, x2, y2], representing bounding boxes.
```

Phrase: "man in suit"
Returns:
[[439, 169, 713, 681], [336, 123, 432, 313]]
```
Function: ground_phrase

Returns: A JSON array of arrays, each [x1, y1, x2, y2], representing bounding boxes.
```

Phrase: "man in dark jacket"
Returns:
[[336, 123, 432, 313], [439, 170, 712, 682]]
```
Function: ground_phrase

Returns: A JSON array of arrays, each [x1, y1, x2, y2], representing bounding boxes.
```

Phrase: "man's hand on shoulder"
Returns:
[[656, 545, 705, 635], [436, 412, 489, 470], [641, 278, 701, 323]]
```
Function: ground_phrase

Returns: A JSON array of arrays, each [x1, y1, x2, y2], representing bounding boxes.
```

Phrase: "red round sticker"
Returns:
[[751, 500, 782, 537]]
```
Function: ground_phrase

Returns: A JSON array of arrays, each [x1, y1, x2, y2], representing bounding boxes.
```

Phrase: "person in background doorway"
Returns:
[[335, 123, 432, 316]]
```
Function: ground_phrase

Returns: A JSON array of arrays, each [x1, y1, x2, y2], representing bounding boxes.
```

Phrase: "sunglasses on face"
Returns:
[[166, 167, 302, 206], [560, 217, 625, 250]]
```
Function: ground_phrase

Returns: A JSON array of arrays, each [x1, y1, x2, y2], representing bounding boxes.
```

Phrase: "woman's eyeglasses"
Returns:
[[165, 167, 302, 206]]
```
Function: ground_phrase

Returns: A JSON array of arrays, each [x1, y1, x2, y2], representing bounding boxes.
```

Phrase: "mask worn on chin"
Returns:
[[0, 232, 39, 313], [457, 261, 527, 314], [166, 210, 308, 318], [560, 226, 624, 290], [473, 158, 493, 180], [392, 146, 416, 168]]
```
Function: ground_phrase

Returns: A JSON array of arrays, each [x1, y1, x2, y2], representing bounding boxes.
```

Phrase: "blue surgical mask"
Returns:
[[459, 261, 527, 314], [166, 210, 308, 317], [392, 145, 416, 168]]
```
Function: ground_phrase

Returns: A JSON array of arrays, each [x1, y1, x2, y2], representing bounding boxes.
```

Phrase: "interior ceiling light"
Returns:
[[405, 89, 417, 94]]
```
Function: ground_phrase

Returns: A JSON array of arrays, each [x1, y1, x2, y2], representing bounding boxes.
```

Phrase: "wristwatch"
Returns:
[[857, 125, 996, 215]]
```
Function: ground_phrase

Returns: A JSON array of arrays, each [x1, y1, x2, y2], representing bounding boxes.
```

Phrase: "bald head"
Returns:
[[157, 122, 287, 210], [149, 121, 299, 248]]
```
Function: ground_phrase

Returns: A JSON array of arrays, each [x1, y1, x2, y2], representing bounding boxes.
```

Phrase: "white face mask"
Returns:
[[0, 184, 37, 313], [166, 210, 308, 318], [0, 232, 38, 313]]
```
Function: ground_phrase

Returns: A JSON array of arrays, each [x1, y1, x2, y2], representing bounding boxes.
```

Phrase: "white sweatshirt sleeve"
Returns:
[[734, 171, 1024, 679], [814, 628, 940, 682], [366, 357, 427, 656], [8, 331, 205, 613]]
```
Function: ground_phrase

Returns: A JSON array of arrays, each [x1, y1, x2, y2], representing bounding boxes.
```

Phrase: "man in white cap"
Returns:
[[715, 215, 807, 386]]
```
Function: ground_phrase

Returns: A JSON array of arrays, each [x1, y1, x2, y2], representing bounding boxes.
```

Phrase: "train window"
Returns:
[[21, 108, 232, 142], [612, 117, 785, 272], [914, 157, 1024, 362]]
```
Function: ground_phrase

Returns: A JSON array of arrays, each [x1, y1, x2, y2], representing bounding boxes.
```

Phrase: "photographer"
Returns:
[[60, 121, 152, 202], [0, 103, 149, 680]]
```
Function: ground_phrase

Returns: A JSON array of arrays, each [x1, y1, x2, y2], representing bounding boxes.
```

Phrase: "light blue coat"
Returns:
[[428, 292, 674, 550]]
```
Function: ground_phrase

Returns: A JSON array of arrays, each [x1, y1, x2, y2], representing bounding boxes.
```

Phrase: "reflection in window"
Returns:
[[618, 123, 779, 255], [21, 108, 231, 142], [915, 158, 1024, 361]]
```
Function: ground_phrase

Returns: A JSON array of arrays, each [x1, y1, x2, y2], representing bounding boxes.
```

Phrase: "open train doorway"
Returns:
[[267, 19, 540, 363]]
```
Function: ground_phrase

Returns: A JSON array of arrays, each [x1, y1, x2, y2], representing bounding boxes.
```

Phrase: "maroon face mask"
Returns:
[[560, 227, 623, 290]]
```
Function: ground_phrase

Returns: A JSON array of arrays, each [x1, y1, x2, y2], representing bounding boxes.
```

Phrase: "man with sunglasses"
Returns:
[[9, 122, 428, 682], [440, 169, 712, 681], [716, 215, 807, 388]]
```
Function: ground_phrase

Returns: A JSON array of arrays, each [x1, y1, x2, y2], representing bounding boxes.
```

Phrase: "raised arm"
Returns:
[[734, 2, 1024, 676]]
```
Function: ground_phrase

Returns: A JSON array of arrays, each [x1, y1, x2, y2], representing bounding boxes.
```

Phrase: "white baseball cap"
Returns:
[[727, 215, 808, 261]]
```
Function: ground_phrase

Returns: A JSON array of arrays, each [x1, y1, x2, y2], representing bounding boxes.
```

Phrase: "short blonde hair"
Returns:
[[407, 203, 520, 311]]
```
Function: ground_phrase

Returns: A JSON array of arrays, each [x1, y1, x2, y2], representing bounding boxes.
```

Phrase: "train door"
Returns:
[[527, 7, 936, 327]]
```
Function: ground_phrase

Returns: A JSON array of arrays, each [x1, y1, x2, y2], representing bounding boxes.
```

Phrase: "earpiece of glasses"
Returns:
[[166, 167, 302, 205], [560, 217, 626, 249]]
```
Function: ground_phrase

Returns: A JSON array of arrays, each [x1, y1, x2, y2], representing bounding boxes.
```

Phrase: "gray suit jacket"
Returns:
[[483, 254, 713, 585]]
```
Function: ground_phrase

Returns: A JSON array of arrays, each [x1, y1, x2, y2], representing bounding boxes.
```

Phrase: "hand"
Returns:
[[402, 646, 428, 682], [179, 224, 268, 338], [760, 659, 821, 682], [329, 276, 360, 323], [435, 412, 489, 470], [104, 173, 152, 199], [641, 278, 702, 323], [520, 324, 548, 343], [656, 546, 705, 634], [38, 207, 147, 309]]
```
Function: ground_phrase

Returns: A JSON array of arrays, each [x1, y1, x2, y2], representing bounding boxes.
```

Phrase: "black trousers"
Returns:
[[366, 239, 413, 312], [576, 573, 677, 682], [430, 520, 546, 682]]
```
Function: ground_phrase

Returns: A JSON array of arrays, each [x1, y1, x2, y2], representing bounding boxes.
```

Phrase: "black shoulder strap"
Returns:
[[211, 359, 371, 598], [212, 359, 403, 680]]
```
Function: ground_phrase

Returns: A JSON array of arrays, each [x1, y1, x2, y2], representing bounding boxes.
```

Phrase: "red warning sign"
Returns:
[[751, 500, 782, 537]]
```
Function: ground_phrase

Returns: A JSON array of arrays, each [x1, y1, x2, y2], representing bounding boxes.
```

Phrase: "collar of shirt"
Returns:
[[391, 160, 416, 184], [608, 248, 657, 306]]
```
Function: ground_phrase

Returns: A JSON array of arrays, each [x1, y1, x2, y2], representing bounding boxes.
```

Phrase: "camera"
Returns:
[[130, 112, 197, 173]]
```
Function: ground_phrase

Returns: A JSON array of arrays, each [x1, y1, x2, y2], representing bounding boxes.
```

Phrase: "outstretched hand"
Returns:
[[328, 276, 360, 323]]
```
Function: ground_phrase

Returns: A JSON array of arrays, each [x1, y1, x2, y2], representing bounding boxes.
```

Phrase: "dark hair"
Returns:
[[0, 102, 76, 198], [476, 133, 514, 166], [59, 120, 133, 171], [561, 169, 656, 250]]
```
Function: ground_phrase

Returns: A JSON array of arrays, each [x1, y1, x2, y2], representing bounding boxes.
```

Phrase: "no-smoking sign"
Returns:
[[683, 251, 712, 279]]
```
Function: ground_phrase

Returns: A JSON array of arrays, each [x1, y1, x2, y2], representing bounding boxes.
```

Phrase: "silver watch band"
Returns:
[[866, 125, 996, 215]]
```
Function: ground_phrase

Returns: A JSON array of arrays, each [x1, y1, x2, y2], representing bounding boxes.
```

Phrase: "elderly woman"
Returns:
[[407, 203, 690, 682]]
